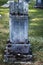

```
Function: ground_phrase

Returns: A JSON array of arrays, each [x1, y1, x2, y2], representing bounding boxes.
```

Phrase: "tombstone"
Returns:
[[35, 0, 43, 8], [1, 0, 11, 7], [2, 4, 9, 7], [4, 0, 32, 62]]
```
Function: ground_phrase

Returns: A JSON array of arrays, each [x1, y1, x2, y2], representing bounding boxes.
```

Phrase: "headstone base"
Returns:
[[4, 40, 32, 63]]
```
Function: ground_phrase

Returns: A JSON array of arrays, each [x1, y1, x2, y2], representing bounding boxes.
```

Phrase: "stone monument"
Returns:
[[35, 0, 43, 8], [4, 0, 32, 62]]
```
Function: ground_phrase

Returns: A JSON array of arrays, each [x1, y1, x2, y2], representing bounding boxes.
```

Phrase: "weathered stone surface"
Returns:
[[9, 15, 28, 43], [9, 1, 28, 14]]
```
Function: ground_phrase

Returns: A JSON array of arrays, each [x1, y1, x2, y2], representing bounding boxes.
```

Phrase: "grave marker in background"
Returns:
[[35, 0, 43, 8]]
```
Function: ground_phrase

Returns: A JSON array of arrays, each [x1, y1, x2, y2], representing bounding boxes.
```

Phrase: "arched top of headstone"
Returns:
[[9, 0, 28, 14]]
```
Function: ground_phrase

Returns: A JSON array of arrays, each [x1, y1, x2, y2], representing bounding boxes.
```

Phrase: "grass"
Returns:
[[29, 0, 43, 62], [0, 0, 43, 65]]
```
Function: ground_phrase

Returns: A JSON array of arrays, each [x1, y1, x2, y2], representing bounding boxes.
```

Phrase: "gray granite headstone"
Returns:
[[4, 0, 32, 62]]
